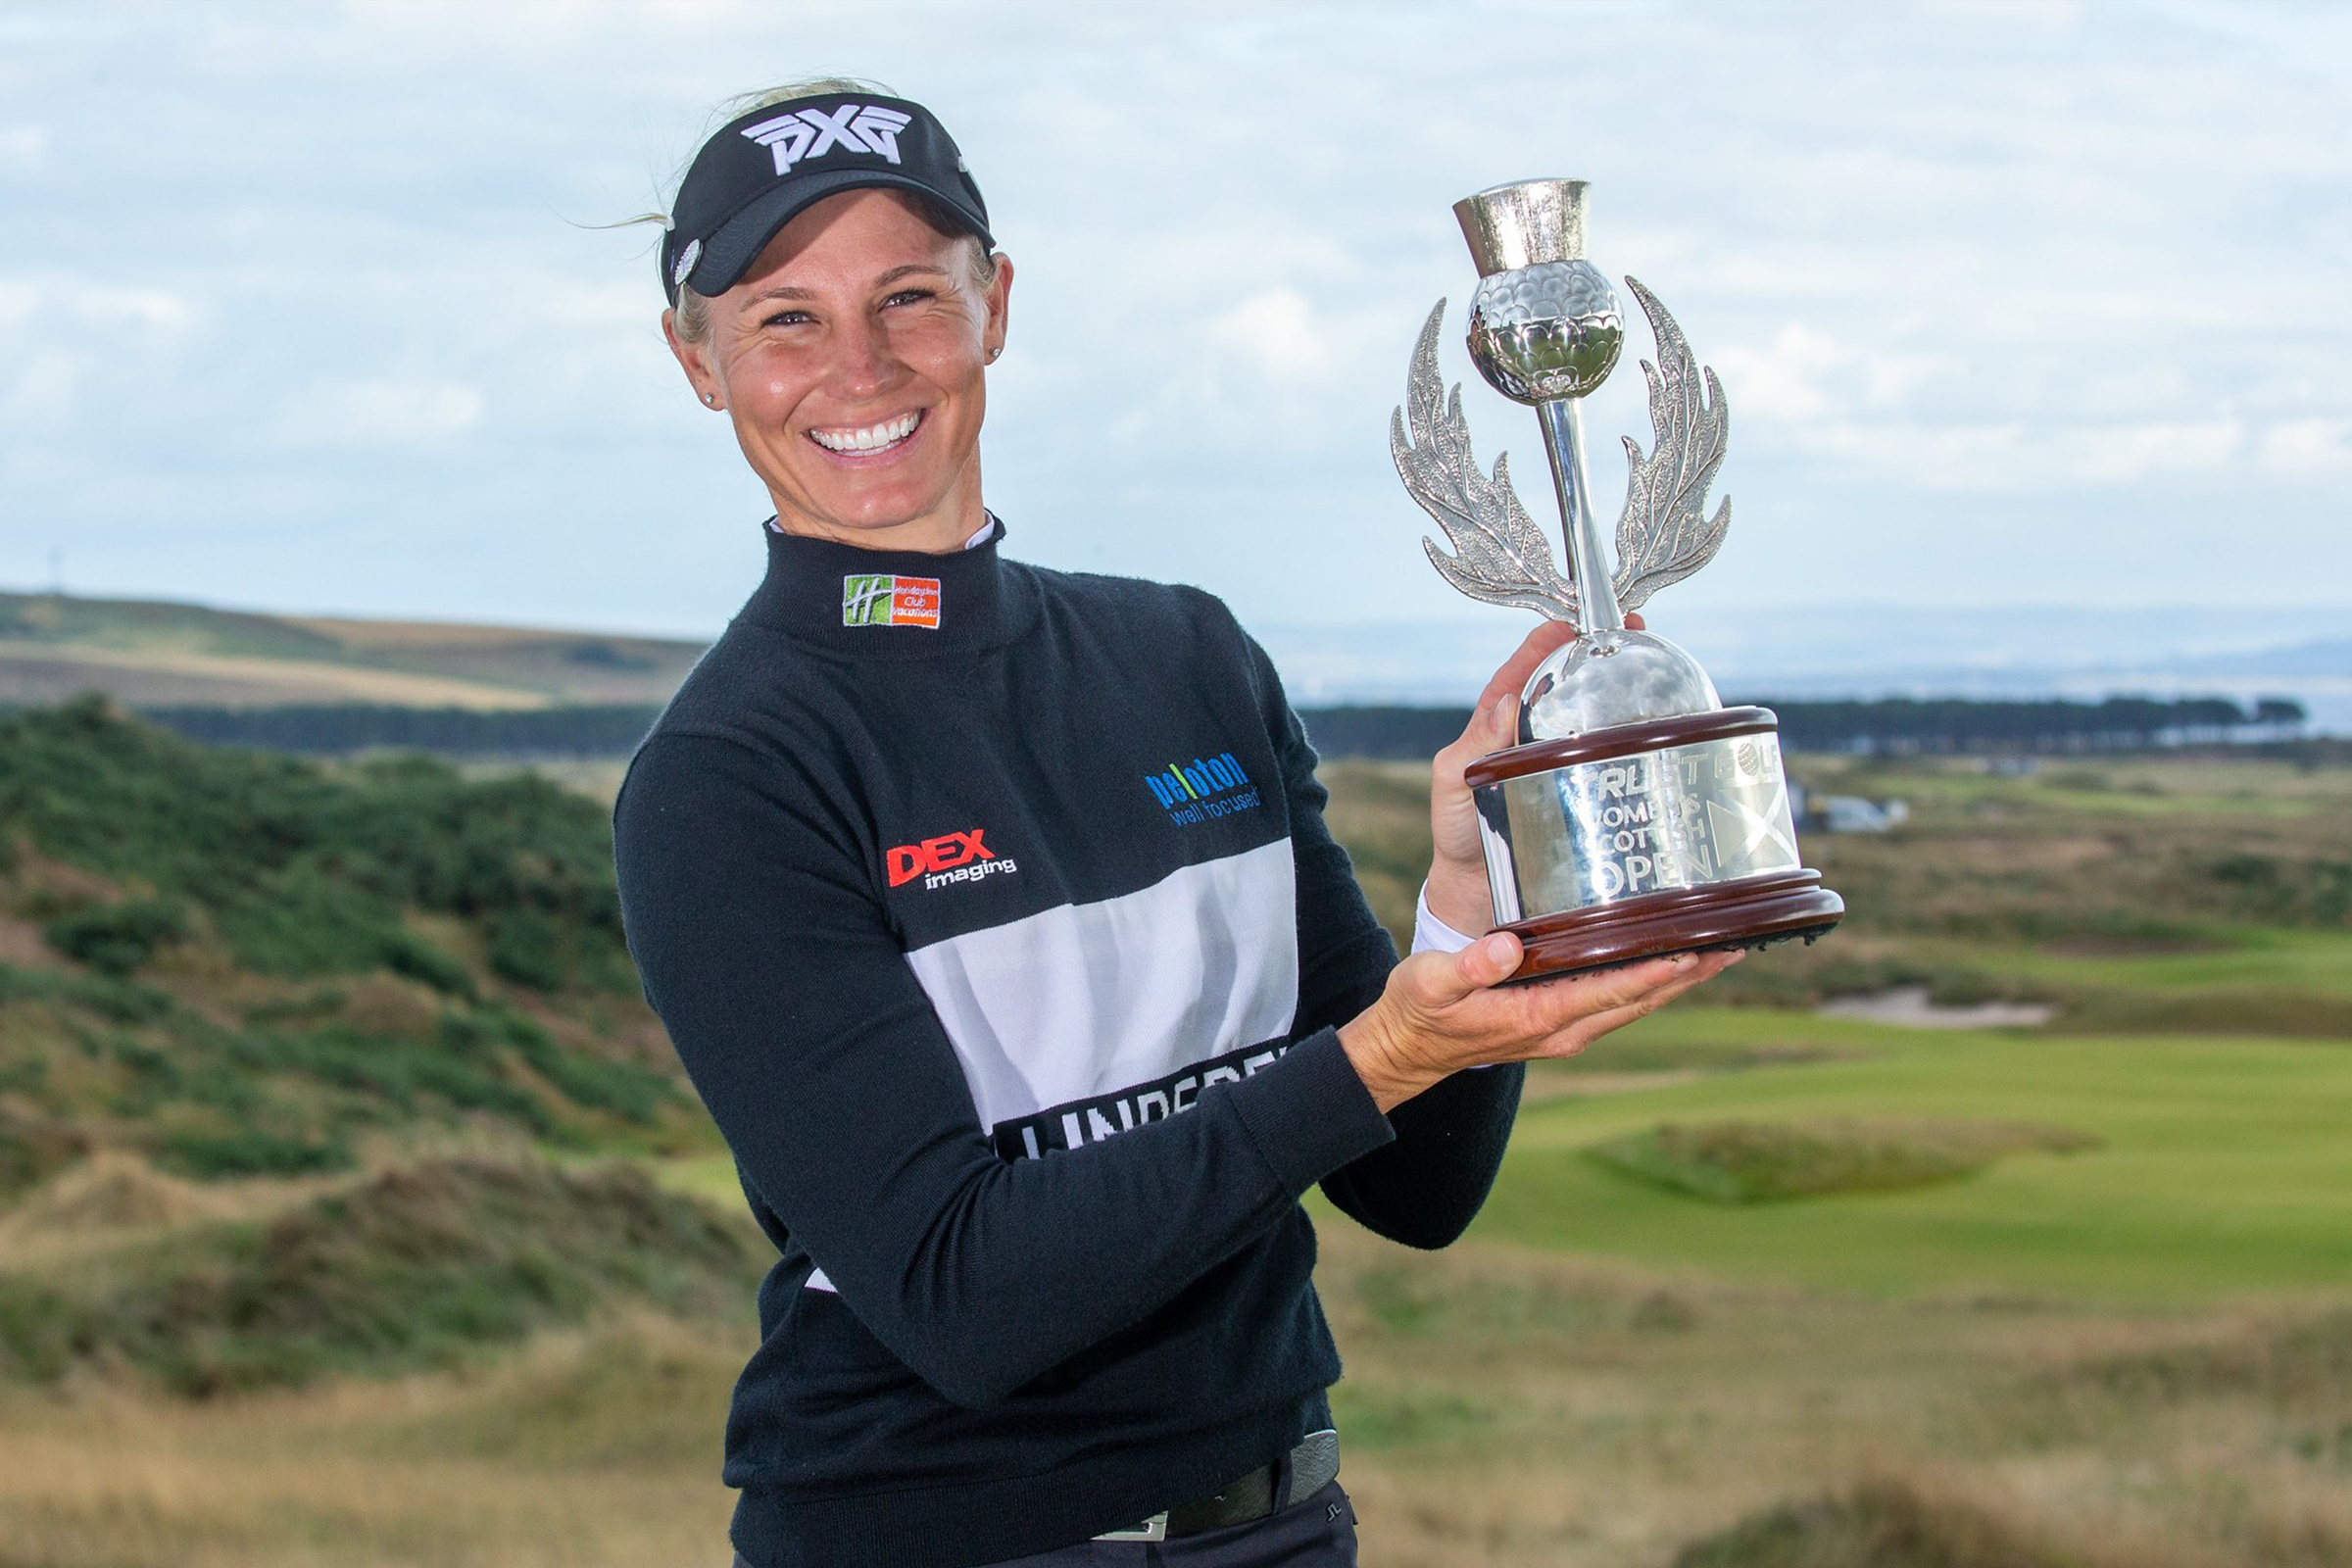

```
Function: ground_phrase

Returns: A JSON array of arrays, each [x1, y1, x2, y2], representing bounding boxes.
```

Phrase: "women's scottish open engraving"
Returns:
[[1482, 735, 1800, 922]]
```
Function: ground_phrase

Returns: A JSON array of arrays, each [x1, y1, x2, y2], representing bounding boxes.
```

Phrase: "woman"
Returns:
[[612, 79, 1740, 1568]]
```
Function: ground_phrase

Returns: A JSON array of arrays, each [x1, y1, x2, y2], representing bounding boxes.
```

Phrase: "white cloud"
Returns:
[[0, 126, 44, 172], [1208, 288, 1332, 387], [0, 348, 83, 428], [1792, 416, 2255, 490], [272, 380, 485, 448], [2256, 418, 2352, 477], [0, 278, 35, 333], [0, 277, 197, 339], [106, 288, 199, 333]]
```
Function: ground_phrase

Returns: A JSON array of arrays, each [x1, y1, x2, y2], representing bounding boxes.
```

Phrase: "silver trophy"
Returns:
[[1395, 178, 1841, 980]]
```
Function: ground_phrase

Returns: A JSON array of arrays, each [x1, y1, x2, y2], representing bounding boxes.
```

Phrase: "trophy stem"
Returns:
[[1535, 398, 1624, 633]]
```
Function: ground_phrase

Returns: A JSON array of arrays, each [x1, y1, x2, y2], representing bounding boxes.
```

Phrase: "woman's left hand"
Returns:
[[1424, 612, 1643, 936]]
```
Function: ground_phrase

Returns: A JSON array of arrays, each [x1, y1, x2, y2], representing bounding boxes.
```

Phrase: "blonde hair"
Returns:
[[640, 75, 1001, 346]]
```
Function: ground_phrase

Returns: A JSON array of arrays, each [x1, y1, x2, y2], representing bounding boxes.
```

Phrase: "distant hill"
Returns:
[[0, 590, 708, 710]]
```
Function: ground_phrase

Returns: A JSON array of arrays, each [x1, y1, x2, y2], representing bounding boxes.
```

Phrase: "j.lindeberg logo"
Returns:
[[741, 104, 914, 175], [992, 1037, 1291, 1161], [842, 573, 941, 628], [1144, 751, 1260, 826]]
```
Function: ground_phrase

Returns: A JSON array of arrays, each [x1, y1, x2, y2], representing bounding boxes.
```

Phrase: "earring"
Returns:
[[703, 393, 717, 406], [986, 346, 1002, 363]]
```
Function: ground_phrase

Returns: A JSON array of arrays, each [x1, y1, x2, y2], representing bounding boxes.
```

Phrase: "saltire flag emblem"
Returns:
[[843, 573, 942, 628]]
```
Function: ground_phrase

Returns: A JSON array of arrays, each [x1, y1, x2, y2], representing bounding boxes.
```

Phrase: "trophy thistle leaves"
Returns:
[[1391, 300, 1583, 624], [1392, 283, 1733, 620], [1612, 277, 1731, 613]]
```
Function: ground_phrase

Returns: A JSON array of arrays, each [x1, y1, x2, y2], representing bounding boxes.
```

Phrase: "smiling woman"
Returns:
[[609, 75, 1741, 1568], [664, 187, 1008, 550]]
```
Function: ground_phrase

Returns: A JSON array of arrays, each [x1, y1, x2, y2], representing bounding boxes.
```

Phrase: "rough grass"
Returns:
[[1310, 1221, 2352, 1568], [0, 1157, 2347, 1568], [1585, 1117, 2099, 1204], [1658, 1476, 2178, 1568], [0, 1157, 761, 1395], [0, 1151, 227, 1236]]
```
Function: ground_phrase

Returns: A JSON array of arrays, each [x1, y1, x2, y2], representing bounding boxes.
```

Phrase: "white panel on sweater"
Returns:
[[903, 839, 1299, 1131]]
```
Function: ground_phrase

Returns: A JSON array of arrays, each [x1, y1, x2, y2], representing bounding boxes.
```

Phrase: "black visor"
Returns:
[[661, 92, 993, 306]]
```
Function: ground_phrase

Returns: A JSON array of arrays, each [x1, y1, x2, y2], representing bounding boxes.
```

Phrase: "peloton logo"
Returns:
[[741, 103, 914, 175], [887, 827, 1016, 892], [1143, 751, 1261, 826]]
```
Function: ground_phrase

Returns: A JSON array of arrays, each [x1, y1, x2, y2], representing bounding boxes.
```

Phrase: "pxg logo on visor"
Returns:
[[742, 103, 913, 174], [661, 91, 993, 307]]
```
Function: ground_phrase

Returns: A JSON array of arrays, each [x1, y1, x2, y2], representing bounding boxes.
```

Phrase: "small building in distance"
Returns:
[[1790, 781, 1909, 834]]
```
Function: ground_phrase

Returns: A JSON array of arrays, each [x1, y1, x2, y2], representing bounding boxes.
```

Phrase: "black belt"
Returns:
[[1095, 1430, 1341, 1543]]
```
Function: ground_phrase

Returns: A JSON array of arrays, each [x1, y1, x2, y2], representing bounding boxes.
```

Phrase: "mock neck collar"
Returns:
[[737, 514, 1035, 658]]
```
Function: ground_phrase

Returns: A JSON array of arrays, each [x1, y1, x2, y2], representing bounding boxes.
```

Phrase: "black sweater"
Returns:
[[612, 521, 1524, 1568]]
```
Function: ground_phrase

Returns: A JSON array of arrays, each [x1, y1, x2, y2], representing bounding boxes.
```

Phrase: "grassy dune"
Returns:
[[2, 730, 2347, 1566], [0, 591, 703, 709]]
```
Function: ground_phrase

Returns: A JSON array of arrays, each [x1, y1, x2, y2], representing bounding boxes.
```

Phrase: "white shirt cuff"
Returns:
[[1411, 881, 1480, 955]]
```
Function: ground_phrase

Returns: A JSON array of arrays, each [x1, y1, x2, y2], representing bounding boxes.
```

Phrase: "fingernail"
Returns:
[[1482, 934, 1516, 967]]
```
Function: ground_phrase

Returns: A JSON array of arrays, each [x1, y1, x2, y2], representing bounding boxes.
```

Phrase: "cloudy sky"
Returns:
[[1, 0, 2346, 649]]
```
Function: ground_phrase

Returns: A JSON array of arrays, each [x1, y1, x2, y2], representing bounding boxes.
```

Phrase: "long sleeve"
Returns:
[[614, 731, 1396, 1410], [1234, 637, 1528, 1251]]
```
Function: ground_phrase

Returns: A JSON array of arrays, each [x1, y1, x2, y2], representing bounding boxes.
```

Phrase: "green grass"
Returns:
[[1949, 928, 2352, 999], [1476, 1006, 2352, 1303]]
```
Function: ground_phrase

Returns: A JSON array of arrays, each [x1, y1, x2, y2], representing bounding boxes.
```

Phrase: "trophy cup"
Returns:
[[1394, 178, 1842, 981]]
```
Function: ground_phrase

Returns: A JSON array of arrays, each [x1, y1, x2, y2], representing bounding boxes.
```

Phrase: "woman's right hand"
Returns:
[[1337, 935, 1742, 1113]]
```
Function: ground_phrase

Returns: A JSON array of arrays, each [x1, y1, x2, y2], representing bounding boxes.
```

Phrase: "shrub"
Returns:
[[158, 1128, 355, 1180], [43, 898, 187, 976], [1668, 1478, 2094, 1568], [0, 703, 636, 989], [486, 906, 568, 991], [383, 930, 474, 997]]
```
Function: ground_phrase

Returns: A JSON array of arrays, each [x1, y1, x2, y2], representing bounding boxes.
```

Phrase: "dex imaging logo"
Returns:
[[842, 573, 941, 629], [1144, 751, 1261, 826], [887, 828, 1015, 892], [741, 104, 914, 175]]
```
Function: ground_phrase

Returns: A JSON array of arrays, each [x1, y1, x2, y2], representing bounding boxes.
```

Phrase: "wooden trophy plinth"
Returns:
[[1462, 706, 1844, 984]]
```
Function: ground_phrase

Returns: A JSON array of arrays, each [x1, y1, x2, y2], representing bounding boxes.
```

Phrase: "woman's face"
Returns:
[[667, 188, 1011, 553]]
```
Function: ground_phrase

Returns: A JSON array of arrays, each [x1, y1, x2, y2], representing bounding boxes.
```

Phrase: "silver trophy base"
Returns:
[[1464, 707, 1843, 983]]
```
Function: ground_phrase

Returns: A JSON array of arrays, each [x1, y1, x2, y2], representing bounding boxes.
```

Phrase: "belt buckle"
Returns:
[[1094, 1511, 1169, 1543]]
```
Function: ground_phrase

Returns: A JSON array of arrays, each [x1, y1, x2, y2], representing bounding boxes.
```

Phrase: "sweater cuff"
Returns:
[[1222, 1027, 1395, 1198]]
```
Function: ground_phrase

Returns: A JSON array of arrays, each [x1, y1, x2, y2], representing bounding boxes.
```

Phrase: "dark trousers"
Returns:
[[729, 1481, 1358, 1568]]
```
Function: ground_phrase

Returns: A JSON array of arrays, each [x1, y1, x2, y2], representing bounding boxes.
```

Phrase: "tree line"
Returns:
[[89, 693, 2308, 760]]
